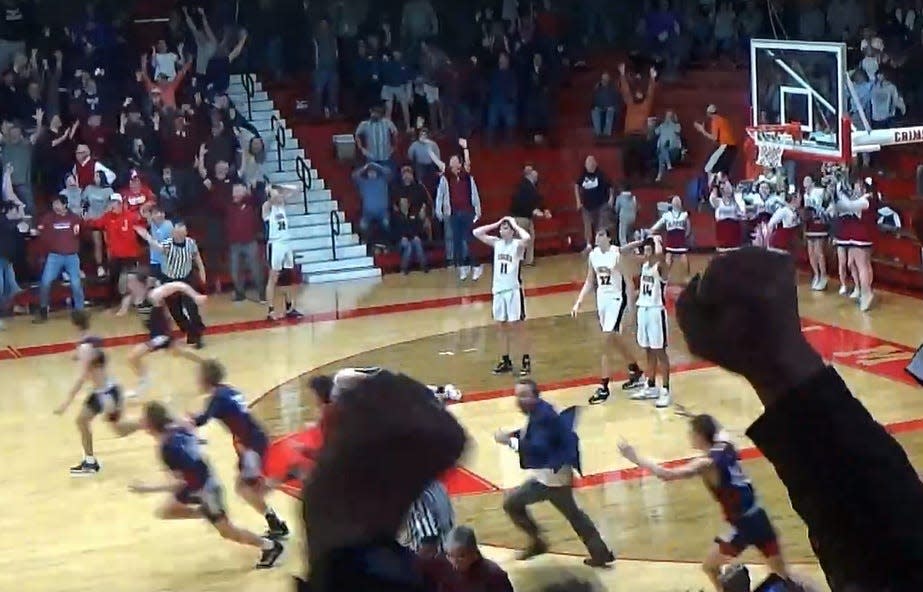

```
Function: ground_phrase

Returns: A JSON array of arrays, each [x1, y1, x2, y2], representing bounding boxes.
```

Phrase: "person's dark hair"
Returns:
[[200, 359, 226, 387], [144, 401, 172, 432], [690, 414, 720, 443], [71, 309, 91, 331], [596, 227, 612, 239], [516, 378, 540, 396], [309, 374, 334, 404], [447, 525, 478, 550]]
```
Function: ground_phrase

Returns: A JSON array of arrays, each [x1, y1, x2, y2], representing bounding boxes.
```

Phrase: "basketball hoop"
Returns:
[[746, 123, 803, 169]]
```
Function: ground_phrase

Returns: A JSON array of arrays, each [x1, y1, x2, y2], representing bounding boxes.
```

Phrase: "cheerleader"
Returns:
[[649, 195, 691, 280], [801, 176, 829, 291], [850, 178, 879, 311], [765, 192, 800, 254], [744, 179, 775, 242], [710, 179, 745, 253], [830, 179, 870, 308]]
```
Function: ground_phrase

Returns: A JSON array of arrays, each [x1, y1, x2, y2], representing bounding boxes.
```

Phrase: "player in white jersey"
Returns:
[[634, 236, 671, 408], [473, 217, 533, 375], [262, 185, 304, 321], [571, 227, 646, 405]]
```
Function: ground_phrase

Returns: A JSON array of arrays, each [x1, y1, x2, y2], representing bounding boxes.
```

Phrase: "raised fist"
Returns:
[[675, 248, 823, 403]]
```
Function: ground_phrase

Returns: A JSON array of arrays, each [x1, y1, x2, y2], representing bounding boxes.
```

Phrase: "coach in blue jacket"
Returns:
[[494, 379, 615, 568]]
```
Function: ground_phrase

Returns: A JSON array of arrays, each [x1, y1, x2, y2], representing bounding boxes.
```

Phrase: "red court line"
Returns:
[[4, 281, 580, 359]]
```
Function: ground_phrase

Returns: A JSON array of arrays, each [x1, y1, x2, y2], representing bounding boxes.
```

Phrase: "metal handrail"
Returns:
[[295, 156, 313, 214], [239, 73, 255, 119], [329, 210, 341, 261], [269, 115, 286, 173]]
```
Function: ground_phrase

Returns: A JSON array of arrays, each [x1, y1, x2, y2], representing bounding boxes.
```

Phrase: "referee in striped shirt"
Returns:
[[401, 480, 455, 557], [141, 221, 207, 347]]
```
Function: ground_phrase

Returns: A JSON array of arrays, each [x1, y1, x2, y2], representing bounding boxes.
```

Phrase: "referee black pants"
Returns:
[[158, 271, 205, 342]]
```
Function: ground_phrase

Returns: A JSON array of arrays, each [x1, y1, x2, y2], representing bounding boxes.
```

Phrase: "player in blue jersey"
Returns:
[[54, 348, 144, 475], [618, 414, 793, 592], [130, 401, 285, 569], [191, 359, 289, 539]]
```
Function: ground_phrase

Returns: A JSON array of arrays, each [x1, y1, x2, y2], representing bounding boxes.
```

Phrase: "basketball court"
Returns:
[[2, 250, 922, 592], [2, 38, 921, 592]]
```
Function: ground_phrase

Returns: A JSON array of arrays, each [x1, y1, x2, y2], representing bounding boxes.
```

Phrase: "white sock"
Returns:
[[85, 455, 96, 464], [260, 538, 275, 550]]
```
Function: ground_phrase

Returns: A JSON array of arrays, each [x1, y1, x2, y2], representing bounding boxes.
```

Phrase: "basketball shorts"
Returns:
[[636, 306, 668, 350], [176, 479, 227, 524], [84, 388, 123, 423], [267, 241, 295, 272], [235, 436, 269, 485], [381, 83, 410, 103], [492, 289, 525, 323], [715, 507, 780, 558], [147, 334, 172, 352], [597, 297, 627, 333]]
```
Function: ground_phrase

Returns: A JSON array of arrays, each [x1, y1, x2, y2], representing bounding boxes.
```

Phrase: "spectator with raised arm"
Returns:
[[182, 6, 217, 82], [618, 63, 658, 183], [1, 114, 41, 213], [434, 139, 482, 281]]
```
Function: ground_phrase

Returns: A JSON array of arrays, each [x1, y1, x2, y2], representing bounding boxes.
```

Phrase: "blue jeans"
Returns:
[[399, 236, 427, 271], [360, 209, 390, 242], [313, 66, 339, 113], [449, 211, 476, 267], [39, 253, 84, 310], [0, 257, 20, 308], [591, 106, 616, 136], [486, 101, 516, 143]]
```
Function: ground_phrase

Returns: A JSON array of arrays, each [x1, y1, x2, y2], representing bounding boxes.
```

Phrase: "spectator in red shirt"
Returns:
[[34, 194, 84, 323], [161, 111, 198, 169], [434, 141, 483, 281], [88, 194, 144, 304], [221, 184, 265, 302], [120, 169, 156, 214]]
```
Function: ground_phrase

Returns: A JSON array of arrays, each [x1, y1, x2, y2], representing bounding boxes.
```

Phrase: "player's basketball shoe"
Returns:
[[493, 357, 514, 374], [255, 540, 285, 569], [621, 370, 645, 391], [265, 517, 290, 540], [519, 355, 532, 376], [285, 306, 304, 320], [655, 389, 672, 408], [588, 386, 610, 405], [631, 382, 659, 400], [69, 459, 100, 475]]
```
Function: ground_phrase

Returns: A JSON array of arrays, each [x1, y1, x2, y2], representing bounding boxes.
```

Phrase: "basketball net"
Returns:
[[754, 139, 785, 168]]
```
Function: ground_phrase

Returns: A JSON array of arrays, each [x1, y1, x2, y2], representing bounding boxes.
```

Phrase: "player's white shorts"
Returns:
[[637, 306, 668, 350], [492, 289, 525, 323], [597, 297, 627, 333], [267, 241, 294, 271]]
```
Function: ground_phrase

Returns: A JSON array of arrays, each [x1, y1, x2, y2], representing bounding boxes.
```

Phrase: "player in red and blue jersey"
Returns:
[[191, 359, 289, 539], [618, 414, 795, 592], [130, 401, 285, 569]]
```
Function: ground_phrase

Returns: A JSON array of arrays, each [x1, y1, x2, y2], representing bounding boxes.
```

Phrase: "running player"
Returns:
[[571, 227, 646, 404], [473, 217, 532, 376], [118, 272, 206, 396], [70, 309, 102, 357], [634, 236, 671, 408], [130, 401, 285, 568], [709, 179, 744, 253], [262, 185, 304, 321], [648, 196, 690, 282], [801, 175, 829, 291], [54, 348, 143, 475], [191, 360, 290, 539], [618, 414, 793, 592]]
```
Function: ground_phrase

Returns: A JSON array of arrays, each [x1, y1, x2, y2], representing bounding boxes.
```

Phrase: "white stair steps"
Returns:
[[300, 256, 375, 274], [235, 73, 378, 284], [306, 267, 382, 284], [288, 234, 358, 252], [295, 244, 367, 263]]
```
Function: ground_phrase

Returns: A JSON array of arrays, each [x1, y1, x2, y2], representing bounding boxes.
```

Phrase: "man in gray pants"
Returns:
[[495, 379, 615, 568]]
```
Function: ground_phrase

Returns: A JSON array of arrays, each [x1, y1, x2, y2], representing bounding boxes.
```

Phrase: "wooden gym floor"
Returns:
[[1, 254, 921, 592]]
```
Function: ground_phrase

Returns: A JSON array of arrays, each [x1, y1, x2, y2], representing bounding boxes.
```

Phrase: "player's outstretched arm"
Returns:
[[55, 351, 91, 415], [618, 439, 712, 481], [150, 281, 206, 305]]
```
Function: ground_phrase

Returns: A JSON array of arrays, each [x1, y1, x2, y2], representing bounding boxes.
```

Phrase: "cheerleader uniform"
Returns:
[[852, 192, 880, 249], [767, 204, 799, 252], [714, 198, 743, 252], [656, 210, 689, 254], [803, 188, 829, 239]]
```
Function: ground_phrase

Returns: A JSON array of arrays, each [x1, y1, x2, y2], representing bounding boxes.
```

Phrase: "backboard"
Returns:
[[750, 39, 851, 162]]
